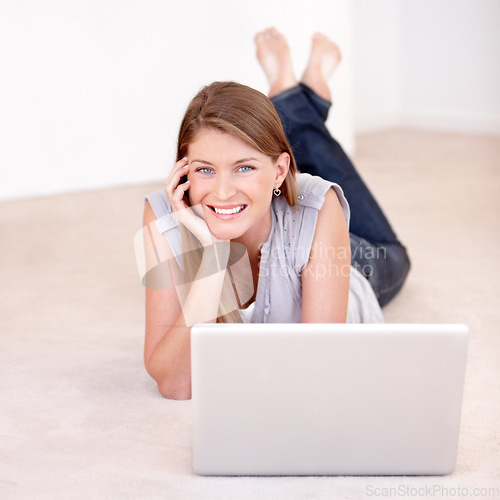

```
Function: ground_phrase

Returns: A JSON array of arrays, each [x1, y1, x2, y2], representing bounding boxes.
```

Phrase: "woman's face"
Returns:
[[186, 128, 289, 243]]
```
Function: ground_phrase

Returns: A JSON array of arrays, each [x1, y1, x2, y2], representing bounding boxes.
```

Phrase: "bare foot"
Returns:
[[301, 33, 342, 102], [255, 27, 297, 98]]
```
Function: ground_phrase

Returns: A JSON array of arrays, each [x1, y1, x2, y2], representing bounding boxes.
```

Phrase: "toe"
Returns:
[[255, 32, 266, 44], [313, 32, 328, 41], [273, 27, 286, 40]]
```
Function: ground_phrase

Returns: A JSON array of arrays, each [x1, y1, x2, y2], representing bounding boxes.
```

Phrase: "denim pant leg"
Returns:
[[349, 235, 410, 307], [271, 84, 410, 306]]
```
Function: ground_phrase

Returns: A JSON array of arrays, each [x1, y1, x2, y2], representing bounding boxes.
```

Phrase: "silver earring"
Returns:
[[273, 185, 281, 197]]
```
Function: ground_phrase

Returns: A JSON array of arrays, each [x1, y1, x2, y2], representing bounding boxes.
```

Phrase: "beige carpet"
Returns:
[[1, 129, 499, 498]]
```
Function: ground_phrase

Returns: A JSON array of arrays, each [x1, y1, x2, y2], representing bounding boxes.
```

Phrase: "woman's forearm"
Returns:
[[146, 244, 229, 399]]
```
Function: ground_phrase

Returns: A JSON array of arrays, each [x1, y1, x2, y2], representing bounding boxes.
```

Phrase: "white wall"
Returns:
[[399, 0, 500, 134], [352, 0, 500, 134], [352, 0, 401, 133], [5, 0, 496, 201], [0, 0, 354, 200]]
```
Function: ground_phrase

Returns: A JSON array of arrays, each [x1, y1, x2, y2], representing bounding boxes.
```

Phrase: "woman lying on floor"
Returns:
[[140, 28, 410, 399]]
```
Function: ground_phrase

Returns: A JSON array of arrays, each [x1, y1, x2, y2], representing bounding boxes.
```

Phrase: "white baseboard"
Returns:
[[354, 110, 500, 136], [400, 110, 500, 136]]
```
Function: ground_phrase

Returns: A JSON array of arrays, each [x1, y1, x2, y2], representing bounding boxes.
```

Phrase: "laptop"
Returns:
[[191, 323, 469, 476]]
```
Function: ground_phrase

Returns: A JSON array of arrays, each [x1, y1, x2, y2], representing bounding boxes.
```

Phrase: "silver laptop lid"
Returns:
[[191, 323, 469, 476]]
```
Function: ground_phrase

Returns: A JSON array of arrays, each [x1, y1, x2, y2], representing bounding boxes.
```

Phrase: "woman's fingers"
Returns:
[[172, 179, 190, 206], [163, 158, 217, 246], [165, 158, 189, 192], [165, 157, 189, 206]]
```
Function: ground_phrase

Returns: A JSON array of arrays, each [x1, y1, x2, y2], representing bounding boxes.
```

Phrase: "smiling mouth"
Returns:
[[209, 204, 247, 215]]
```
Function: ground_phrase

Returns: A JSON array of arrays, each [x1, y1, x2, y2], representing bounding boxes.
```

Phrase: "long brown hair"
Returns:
[[176, 81, 298, 323]]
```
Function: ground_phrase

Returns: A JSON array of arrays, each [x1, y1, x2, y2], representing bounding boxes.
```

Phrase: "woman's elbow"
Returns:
[[144, 354, 192, 400], [147, 365, 191, 399], [157, 379, 191, 400]]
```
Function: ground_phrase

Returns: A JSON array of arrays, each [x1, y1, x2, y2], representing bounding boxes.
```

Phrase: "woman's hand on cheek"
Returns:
[[164, 158, 219, 247], [165, 157, 191, 212]]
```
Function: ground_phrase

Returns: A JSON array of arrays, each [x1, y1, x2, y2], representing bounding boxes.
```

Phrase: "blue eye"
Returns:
[[196, 167, 214, 174], [238, 165, 255, 172]]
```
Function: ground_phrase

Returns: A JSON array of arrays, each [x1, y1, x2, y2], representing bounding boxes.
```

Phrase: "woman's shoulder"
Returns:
[[145, 189, 172, 218], [144, 189, 183, 236], [295, 173, 350, 223], [270, 173, 349, 273]]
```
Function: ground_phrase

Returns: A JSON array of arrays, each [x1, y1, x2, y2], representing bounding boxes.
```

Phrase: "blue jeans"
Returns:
[[271, 84, 410, 306]]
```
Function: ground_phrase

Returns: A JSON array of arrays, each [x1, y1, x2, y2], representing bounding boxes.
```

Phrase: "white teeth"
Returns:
[[213, 205, 245, 215]]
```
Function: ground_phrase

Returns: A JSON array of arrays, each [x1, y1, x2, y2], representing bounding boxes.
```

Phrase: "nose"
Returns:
[[214, 174, 237, 201]]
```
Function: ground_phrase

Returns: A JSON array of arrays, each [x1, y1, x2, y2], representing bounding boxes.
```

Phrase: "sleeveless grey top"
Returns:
[[145, 173, 383, 324]]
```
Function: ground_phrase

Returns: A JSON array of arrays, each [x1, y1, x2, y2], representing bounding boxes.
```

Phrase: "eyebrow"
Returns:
[[191, 157, 260, 166]]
